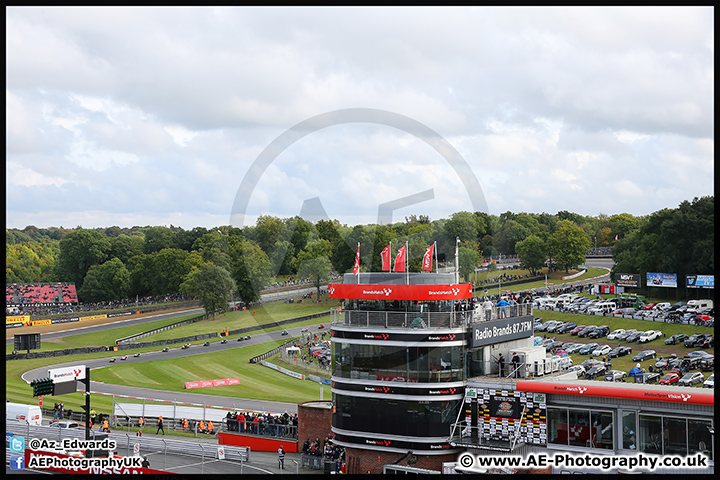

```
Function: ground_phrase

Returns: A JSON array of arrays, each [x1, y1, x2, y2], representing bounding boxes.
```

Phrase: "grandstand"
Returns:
[[6, 283, 78, 307]]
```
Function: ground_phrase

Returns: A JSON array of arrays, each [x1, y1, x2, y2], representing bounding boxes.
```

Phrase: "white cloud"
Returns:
[[5, 6, 713, 229]]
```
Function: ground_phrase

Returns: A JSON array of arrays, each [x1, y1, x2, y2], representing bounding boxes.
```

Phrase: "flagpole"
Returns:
[[405, 241, 409, 284], [455, 237, 460, 284], [357, 242, 360, 284]]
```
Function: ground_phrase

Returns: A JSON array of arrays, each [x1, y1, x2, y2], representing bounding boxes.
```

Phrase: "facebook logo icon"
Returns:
[[10, 454, 25, 470]]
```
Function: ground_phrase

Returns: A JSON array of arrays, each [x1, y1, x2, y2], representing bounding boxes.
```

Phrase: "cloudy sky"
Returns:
[[6, 7, 714, 231]]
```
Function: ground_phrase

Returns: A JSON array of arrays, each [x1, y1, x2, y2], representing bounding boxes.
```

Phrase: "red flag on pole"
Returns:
[[353, 244, 361, 275], [394, 245, 406, 272], [422, 243, 434, 271], [381, 244, 392, 271]]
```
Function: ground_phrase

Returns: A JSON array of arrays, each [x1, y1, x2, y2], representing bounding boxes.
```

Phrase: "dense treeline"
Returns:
[[5, 196, 713, 303]]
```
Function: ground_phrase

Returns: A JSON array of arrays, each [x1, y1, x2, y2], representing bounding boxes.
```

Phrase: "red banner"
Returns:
[[394, 245, 406, 272], [515, 381, 714, 406], [422, 243, 434, 271], [184, 378, 240, 389], [328, 283, 472, 301], [381, 245, 391, 271]]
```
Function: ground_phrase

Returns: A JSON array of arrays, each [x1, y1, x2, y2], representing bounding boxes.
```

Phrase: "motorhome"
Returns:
[[6, 402, 42, 425], [686, 299, 713, 313]]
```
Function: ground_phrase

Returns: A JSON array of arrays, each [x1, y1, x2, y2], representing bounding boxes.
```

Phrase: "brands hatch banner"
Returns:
[[646, 272, 677, 288], [184, 378, 240, 389], [328, 283, 473, 301], [515, 381, 714, 406], [615, 273, 640, 288], [470, 316, 534, 347], [48, 365, 86, 383], [331, 379, 464, 397], [686, 274, 714, 289]]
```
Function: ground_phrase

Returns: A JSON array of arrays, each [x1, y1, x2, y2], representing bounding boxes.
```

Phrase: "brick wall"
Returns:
[[345, 446, 457, 474], [297, 401, 333, 446]]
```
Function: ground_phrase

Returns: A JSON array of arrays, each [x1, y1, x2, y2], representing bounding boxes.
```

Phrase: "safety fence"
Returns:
[[6, 422, 250, 472]]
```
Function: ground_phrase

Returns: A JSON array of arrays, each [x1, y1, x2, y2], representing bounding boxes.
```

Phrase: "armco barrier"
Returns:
[[115, 314, 206, 344]]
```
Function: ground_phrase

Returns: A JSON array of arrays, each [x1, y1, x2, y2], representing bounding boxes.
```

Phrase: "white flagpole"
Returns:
[[405, 241, 409, 284], [455, 237, 460, 284]]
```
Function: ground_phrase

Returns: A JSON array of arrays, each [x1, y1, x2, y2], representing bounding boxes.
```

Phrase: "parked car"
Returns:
[[548, 340, 566, 349], [579, 343, 600, 355], [607, 329, 626, 340], [557, 322, 578, 334], [570, 365, 586, 377], [581, 358, 606, 370], [638, 330, 662, 343], [632, 350, 657, 362], [659, 372, 681, 385], [564, 343, 585, 354], [684, 334, 707, 348], [585, 363, 607, 380], [48, 420, 82, 429], [677, 372, 704, 387], [536, 321, 558, 332], [616, 329, 638, 341], [592, 345, 612, 357], [604, 370, 627, 382], [699, 335, 714, 348], [588, 326, 610, 339], [570, 325, 587, 335], [703, 373, 714, 388], [699, 357, 714, 371], [608, 346, 632, 358], [686, 350, 713, 359], [577, 326, 598, 338], [665, 333, 688, 345], [625, 331, 644, 343], [642, 372, 660, 383], [655, 355, 678, 369]]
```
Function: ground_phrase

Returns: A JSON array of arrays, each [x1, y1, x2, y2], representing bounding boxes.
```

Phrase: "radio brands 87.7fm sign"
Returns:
[[470, 315, 534, 347]]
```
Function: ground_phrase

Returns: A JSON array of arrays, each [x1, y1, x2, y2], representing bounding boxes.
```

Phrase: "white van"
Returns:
[[686, 299, 713, 313], [588, 302, 617, 315], [6, 402, 42, 425]]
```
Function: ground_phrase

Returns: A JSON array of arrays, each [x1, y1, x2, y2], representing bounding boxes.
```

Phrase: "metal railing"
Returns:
[[5, 423, 250, 470], [471, 303, 533, 322], [331, 310, 467, 329]]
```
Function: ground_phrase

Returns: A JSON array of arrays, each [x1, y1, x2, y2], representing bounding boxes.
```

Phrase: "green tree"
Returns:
[[296, 240, 333, 298], [547, 220, 590, 273], [458, 245, 479, 282], [229, 237, 272, 303], [180, 263, 236, 319], [54, 229, 111, 288], [515, 234, 546, 275], [77, 257, 130, 302], [109, 234, 145, 265], [143, 226, 177, 254]]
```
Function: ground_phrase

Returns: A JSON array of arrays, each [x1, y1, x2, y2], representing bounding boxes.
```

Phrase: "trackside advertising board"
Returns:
[[646, 272, 677, 288], [686, 274, 714, 289]]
